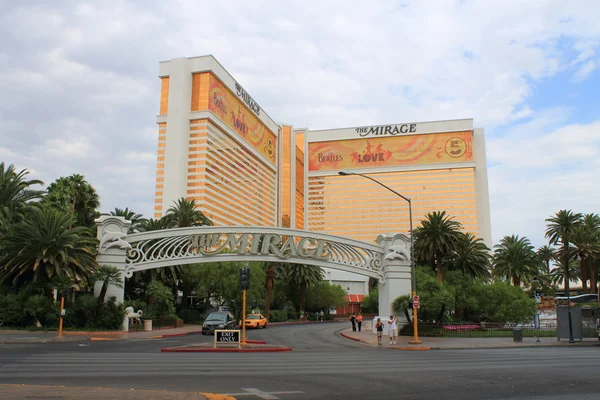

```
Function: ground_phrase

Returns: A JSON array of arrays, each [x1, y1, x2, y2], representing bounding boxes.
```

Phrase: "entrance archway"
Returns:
[[95, 216, 412, 326]]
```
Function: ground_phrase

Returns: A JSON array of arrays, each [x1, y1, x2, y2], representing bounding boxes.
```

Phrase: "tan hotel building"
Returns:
[[154, 55, 492, 301]]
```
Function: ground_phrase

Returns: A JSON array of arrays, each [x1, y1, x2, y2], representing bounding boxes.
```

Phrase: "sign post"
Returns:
[[241, 289, 247, 345], [413, 295, 420, 309]]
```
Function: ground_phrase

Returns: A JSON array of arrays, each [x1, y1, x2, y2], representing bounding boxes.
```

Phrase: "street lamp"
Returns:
[[338, 171, 421, 344]]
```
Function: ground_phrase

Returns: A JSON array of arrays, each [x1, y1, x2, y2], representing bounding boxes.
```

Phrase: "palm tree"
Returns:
[[545, 210, 582, 298], [52, 275, 76, 302], [139, 216, 175, 232], [550, 262, 580, 291], [413, 211, 462, 283], [0, 162, 44, 224], [45, 174, 100, 228], [264, 262, 284, 320], [582, 213, 600, 294], [0, 207, 98, 286], [166, 198, 213, 228], [109, 207, 144, 233], [93, 265, 123, 305], [571, 225, 600, 293], [492, 235, 539, 286], [536, 245, 557, 273], [445, 232, 491, 279], [281, 264, 324, 311]]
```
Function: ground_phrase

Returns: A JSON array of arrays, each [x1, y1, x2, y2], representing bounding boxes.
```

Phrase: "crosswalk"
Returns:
[[0, 348, 599, 379]]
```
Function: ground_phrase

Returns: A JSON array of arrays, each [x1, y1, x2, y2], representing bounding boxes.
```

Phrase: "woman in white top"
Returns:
[[388, 315, 398, 345]]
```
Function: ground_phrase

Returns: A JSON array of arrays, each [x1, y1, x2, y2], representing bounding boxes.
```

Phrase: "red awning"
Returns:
[[344, 294, 365, 303]]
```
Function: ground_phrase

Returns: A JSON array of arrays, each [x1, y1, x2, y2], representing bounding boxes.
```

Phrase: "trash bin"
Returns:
[[513, 328, 522, 342], [143, 319, 153, 332]]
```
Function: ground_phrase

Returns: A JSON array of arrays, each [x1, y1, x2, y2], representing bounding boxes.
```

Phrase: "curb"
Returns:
[[339, 330, 368, 343], [0, 337, 90, 344], [63, 331, 128, 336], [159, 331, 202, 338], [161, 346, 292, 353], [393, 347, 432, 351], [338, 330, 600, 351]]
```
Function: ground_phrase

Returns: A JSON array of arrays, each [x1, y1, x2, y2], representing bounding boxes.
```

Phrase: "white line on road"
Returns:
[[226, 388, 303, 399]]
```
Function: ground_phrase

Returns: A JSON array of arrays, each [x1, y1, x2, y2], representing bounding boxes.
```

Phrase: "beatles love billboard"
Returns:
[[308, 131, 473, 172]]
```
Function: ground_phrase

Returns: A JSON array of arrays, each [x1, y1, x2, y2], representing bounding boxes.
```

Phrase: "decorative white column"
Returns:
[[95, 216, 131, 330], [376, 233, 412, 323]]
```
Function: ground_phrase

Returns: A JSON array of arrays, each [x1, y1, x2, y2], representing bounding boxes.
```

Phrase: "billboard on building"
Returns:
[[192, 73, 277, 164], [307, 131, 473, 172]]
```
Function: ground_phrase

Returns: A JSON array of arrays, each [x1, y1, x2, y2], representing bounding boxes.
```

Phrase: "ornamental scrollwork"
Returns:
[[122, 229, 387, 282]]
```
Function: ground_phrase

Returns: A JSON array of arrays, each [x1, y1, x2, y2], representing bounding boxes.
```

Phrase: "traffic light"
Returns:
[[239, 267, 250, 290]]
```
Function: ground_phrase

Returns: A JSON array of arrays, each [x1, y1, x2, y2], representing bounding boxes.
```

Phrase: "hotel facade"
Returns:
[[154, 56, 491, 303]]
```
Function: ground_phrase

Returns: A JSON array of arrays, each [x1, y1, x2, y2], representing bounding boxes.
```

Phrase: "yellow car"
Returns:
[[243, 314, 268, 329]]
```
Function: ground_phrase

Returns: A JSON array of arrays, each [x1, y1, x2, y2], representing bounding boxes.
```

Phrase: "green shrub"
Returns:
[[68, 294, 97, 328], [25, 295, 55, 327], [0, 293, 26, 327], [269, 310, 287, 322], [146, 281, 175, 317], [93, 297, 125, 330], [178, 309, 203, 323], [361, 288, 379, 314]]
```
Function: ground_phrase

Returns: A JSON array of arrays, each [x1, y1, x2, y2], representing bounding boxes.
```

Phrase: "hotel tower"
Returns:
[[154, 55, 491, 305]]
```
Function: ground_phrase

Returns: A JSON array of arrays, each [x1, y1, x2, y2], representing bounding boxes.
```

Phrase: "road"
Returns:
[[1, 322, 600, 399]]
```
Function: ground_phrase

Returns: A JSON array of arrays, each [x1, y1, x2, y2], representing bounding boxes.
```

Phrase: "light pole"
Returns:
[[338, 171, 421, 344]]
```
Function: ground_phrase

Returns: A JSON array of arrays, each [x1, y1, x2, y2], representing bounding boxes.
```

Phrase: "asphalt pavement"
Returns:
[[1, 322, 600, 399]]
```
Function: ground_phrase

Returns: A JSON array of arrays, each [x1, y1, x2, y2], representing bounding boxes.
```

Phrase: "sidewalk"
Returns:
[[340, 328, 600, 350], [0, 325, 205, 344]]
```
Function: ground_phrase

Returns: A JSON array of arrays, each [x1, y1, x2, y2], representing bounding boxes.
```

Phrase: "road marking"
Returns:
[[227, 388, 303, 399]]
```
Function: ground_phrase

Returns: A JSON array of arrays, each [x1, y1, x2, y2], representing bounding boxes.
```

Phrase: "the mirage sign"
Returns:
[[188, 232, 332, 260], [355, 123, 418, 137]]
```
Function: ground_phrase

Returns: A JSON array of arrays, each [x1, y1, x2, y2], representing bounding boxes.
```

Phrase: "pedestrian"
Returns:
[[350, 312, 357, 331], [375, 318, 384, 345], [388, 315, 398, 345], [356, 313, 363, 332], [315, 311, 319, 321], [319, 310, 324, 321]]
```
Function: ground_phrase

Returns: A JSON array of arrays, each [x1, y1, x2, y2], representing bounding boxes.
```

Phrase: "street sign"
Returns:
[[214, 330, 240, 348], [413, 295, 420, 309]]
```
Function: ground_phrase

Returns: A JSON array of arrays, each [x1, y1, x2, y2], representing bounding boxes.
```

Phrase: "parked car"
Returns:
[[242, 313, 268, 329], [202, 312, 236, 334]]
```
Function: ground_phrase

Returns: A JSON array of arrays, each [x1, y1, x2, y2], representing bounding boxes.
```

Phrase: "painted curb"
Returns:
[[340, 330, 367, 343]]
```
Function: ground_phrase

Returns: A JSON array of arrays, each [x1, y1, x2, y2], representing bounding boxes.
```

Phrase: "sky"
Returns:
[[0, 0, 599, 248]]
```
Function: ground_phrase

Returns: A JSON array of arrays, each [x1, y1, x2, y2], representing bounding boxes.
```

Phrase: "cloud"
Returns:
[[488, 116, 600, 247], [0, 0, 598, 248], [573, 60, 598, 82]]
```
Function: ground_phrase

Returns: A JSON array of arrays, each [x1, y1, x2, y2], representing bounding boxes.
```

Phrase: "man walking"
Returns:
[[349, 313, 357, 331]]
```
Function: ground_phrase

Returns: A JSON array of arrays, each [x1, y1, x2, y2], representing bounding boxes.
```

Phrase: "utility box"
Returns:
[[557, 305, 583, 341]]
